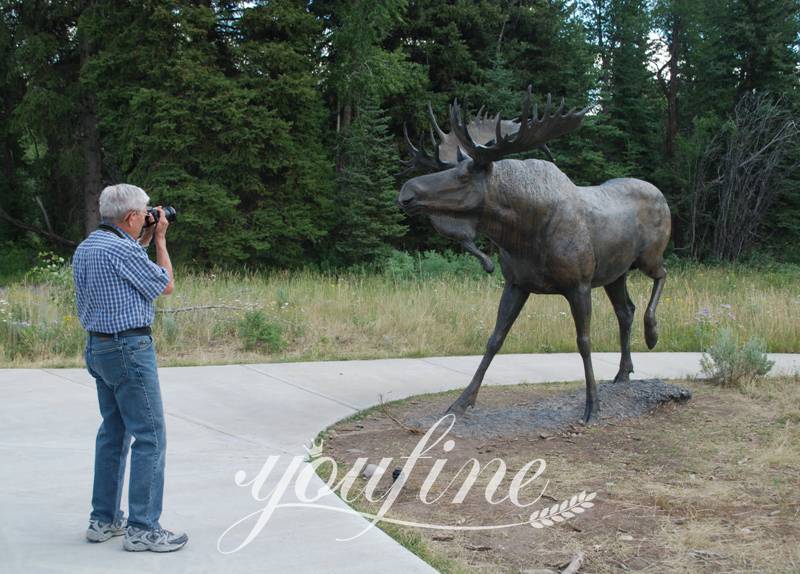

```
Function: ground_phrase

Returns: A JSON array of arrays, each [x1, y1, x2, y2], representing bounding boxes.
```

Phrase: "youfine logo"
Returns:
[[217, 414, 596, 554]]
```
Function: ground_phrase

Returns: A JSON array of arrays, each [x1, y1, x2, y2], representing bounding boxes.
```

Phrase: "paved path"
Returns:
[[1, 353, 798, 574]]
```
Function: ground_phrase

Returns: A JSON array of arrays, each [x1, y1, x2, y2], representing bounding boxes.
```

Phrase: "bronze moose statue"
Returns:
[[398, 87, 671, 423]]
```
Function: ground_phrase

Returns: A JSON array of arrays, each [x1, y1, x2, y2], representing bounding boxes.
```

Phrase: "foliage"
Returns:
[[382, 249, 497, 280], [25, 250, 68, 283], [700, 328, 775, 388], [237, 310, 286, 353], [0, 241, 35, 285], [0, 0, 798, 268], [328, 93, 407, 267]]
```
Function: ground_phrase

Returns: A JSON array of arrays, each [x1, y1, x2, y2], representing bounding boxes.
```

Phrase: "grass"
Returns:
[[0, 258, 798, 367]]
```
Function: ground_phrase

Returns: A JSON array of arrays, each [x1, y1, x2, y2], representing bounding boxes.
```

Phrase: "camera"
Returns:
[[144, 206, 177, 227]]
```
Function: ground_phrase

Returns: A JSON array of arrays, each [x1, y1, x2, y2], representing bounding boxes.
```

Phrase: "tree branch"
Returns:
[[0, 205, 78, 247]]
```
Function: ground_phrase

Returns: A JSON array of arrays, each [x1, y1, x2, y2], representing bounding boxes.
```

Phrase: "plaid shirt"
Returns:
[[73, 224, 169, 333]]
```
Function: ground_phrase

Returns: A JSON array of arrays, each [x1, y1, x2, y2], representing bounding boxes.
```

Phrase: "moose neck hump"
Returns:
[[479, 160, 571, 239]]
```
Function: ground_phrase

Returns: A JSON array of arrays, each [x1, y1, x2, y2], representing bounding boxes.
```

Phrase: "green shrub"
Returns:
[[382, 250, 416, 278], [0, 242, 36, 285], [237, 310, 286, 352], [700, 328, 775, 387], [26, 252, 75, 309], [158, 314, 180, 346], [382, 249, 497, 280]]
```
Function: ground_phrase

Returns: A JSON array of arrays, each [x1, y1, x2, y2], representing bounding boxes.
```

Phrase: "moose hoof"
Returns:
[[645, 314, 659, 349], [446, 396, 475, 416], [613, 371, 631, 384], [481, 260, 495, 274], [645, 325, 659, 349]]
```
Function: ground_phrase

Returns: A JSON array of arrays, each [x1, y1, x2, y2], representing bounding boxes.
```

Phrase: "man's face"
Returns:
[[124, 207, 148, 235]]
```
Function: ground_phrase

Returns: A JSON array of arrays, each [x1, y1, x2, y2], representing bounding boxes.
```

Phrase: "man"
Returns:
[[73, 183, 187, 552]]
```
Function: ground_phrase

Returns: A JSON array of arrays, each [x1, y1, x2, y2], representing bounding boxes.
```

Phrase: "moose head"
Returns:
[[398, 88, 589, 272], [399, 86, 588, 218]]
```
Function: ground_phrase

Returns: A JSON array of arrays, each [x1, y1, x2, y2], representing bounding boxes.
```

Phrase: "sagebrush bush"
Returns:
[[700, 328, 774, 387], [237, 310, 285, 352]]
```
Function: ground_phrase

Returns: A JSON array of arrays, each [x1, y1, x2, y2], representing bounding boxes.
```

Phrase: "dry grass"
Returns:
[[0, 261, 798, 367]]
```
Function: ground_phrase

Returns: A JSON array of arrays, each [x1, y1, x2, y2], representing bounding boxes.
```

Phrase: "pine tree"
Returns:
[[600, 0, 662, 173], [81, 1, 334, 267], [330, 93, 406, 266]]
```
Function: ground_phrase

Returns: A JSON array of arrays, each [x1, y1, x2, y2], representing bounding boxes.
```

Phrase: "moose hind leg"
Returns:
[[604, 274, 635, 383], [446, 283, 528, 415], [566, 286, 599, 424], [644, 265, 667, 350]]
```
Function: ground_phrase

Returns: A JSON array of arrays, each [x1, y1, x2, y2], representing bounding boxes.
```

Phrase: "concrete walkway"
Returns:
[[1, 353, 798, 574]]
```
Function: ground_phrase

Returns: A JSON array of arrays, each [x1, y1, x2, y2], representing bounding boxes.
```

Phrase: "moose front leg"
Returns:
[[566, 286, 599, 424], [461, 240, 494, 273], [446, 283, 529, 415]]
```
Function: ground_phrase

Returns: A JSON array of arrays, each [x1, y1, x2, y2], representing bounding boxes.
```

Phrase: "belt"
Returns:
[[89, 326, 151, 339]]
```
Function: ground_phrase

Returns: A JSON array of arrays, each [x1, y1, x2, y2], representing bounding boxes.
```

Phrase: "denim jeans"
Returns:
[[85, 333, 166, 530]]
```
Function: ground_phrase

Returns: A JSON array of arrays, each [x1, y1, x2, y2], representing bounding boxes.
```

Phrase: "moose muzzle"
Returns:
[[398, 181, 422, 215]]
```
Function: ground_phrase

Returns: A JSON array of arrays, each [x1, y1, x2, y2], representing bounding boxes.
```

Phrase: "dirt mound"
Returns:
[[406, 379, 692, 438]]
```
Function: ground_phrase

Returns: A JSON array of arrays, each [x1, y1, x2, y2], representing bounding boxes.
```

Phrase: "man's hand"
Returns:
[[151, 206, 174, 295], [154, 206, 170, 241]]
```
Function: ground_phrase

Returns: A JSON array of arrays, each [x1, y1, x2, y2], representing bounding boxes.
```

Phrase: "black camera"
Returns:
[[144, 206, 177, 227]]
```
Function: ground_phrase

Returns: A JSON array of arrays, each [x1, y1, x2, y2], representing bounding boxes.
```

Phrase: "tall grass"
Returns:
[[1, 253, 798, 368]]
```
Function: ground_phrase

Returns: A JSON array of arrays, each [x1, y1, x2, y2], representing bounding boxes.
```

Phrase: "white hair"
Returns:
[[99, 184, 150, 221]]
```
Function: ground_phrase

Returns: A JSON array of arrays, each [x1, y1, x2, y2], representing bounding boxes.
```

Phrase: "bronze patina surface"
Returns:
[[398, 87, 671, 423]]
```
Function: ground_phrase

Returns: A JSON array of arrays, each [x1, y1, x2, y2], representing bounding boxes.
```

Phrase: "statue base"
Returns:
[[406, 379, 692, 439]]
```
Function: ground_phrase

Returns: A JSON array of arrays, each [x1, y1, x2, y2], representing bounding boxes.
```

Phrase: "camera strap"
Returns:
[[97, 224, 125, 239]]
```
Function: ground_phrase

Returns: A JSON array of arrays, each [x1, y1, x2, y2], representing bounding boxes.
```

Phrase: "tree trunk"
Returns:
[[664, 17, 680, 163], [336, 99, 352, 173], [666, 16, 682, 249], [79, 17, 102, 236]]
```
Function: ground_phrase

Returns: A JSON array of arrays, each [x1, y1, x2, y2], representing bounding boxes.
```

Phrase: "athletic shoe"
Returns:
[[86, 516, 127, 543], [123, 526, 188, 553]]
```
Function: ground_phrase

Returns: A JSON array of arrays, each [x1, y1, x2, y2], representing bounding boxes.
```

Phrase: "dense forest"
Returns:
[[1, 0, 798, 271]]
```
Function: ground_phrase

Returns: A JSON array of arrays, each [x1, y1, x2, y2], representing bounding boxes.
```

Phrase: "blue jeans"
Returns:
[[85, 333, 166, 530]]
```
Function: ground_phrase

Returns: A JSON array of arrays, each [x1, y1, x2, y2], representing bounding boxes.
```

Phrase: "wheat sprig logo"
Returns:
[[528, 491, 596, 528]]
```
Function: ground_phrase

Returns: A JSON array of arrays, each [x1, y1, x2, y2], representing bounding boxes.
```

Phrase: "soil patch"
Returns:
[[322, 377, 800, 573]]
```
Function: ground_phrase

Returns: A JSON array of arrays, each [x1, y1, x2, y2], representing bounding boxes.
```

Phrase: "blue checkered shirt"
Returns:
[[73, 224, 169, 333]]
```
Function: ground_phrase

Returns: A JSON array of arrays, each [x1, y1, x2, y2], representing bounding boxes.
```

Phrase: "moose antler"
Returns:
[[449, 85, 590, 167], [401, 103, 523, 174], [398, 123, 451, 174]]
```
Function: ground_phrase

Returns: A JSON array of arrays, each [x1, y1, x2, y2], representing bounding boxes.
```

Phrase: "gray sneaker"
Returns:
[[123, 526, 188, 552], [86, 516, 127, 543]]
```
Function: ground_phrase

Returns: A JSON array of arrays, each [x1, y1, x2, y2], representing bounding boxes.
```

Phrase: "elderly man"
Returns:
[[72, 184, 187, 552]]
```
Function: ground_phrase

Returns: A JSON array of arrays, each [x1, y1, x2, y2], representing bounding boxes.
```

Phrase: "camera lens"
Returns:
[[144, 206, 177, 227], [163, 206, 177, 222]]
